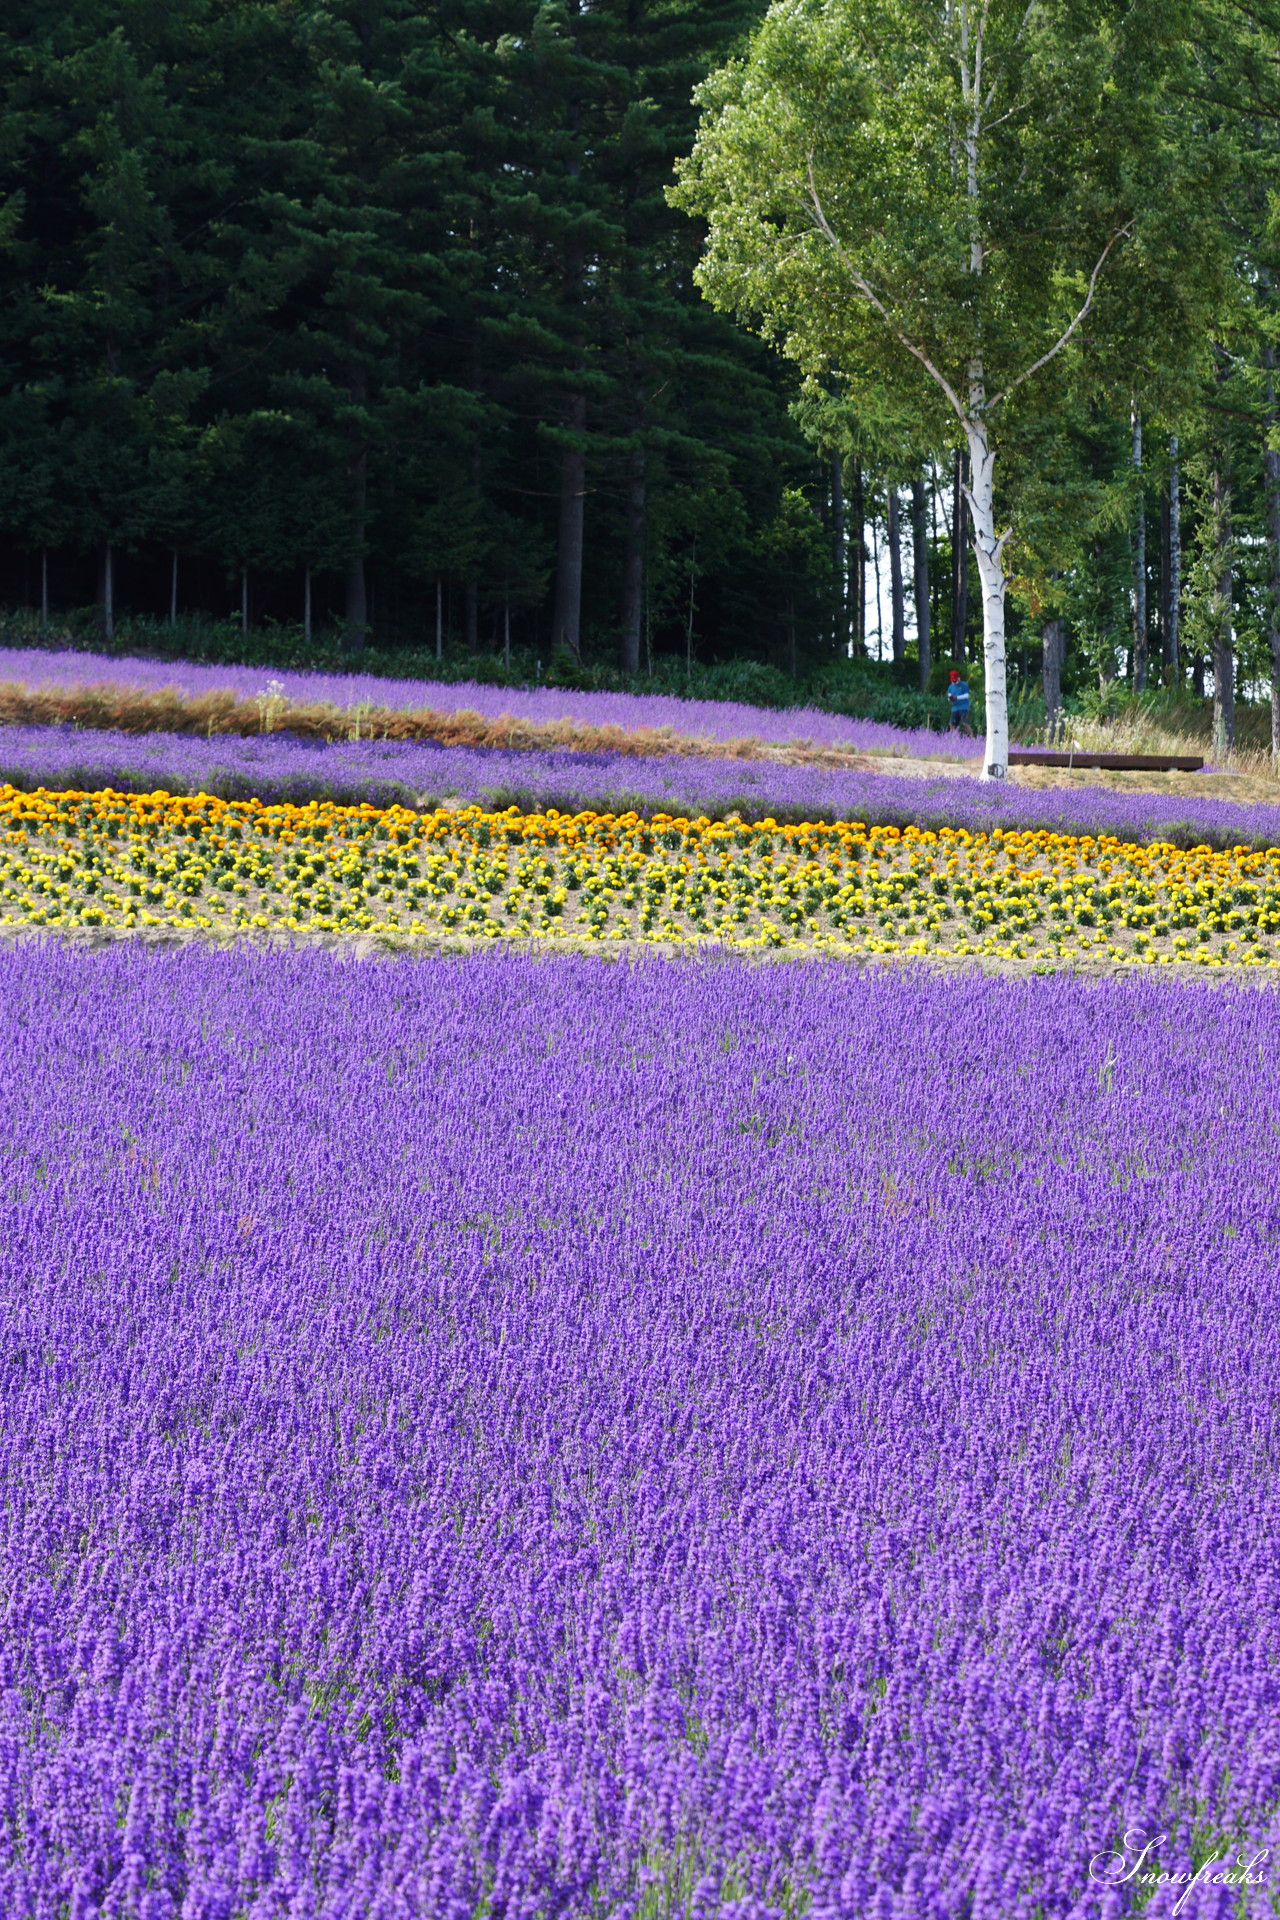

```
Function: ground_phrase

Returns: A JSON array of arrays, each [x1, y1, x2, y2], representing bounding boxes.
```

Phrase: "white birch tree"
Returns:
[[671, 0, 1218, 777]]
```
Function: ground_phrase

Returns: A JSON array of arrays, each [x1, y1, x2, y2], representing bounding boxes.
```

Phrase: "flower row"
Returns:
[[0, 641, 958, 756], [0, 720, 1275, 850], [3, 784, 1279, 963]]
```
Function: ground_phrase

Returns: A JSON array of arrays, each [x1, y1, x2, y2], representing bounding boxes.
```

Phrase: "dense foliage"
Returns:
[[4, 943, 1280, 1913], [0, 0, 850, 673]]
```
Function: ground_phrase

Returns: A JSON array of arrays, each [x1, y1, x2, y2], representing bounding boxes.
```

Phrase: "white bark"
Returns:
[[1132, 408, 1147, 690], [965, 418, 1009, 776], [1167, 437, 1180, 674], [802, 6, 1128, 783]]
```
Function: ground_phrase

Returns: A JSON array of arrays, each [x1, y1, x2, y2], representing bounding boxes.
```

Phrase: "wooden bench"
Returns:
[[1008, 749, 1205, 772]]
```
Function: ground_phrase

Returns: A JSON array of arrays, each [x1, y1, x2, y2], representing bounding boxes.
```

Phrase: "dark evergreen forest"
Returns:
[[0, 0, 865, 672]]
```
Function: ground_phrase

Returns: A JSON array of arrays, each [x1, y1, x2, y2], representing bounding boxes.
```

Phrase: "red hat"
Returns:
[[949, 669, 960, 679]]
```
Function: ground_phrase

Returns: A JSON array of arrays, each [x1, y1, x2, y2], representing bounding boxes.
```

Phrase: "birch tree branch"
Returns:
[[805, 159, 970, 427], [988, 225, 1132, 409]]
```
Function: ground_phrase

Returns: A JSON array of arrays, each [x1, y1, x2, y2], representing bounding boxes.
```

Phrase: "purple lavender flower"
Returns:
[[0, 643, 970, 758], [0, 721, 1275, 850], [2, 944, 1279, 1915]]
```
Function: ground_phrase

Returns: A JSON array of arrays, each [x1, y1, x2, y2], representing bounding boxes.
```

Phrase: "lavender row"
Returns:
[[2, 719, 1278, 848], [0, 641, 973, 757], [3, 943, 1279, 1915]]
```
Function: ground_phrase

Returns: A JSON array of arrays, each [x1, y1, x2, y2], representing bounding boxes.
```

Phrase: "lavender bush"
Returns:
[[0, 642, 972, 757], [0, 719, 1276, 848], [3, 942, 1278, 1916]]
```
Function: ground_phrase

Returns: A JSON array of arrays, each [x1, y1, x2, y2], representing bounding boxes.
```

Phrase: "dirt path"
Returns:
[[850, 751, 1280, 808]]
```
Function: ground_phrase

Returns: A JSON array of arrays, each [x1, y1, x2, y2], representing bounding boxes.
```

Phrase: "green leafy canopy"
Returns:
[[670, 0, 1226, 445]]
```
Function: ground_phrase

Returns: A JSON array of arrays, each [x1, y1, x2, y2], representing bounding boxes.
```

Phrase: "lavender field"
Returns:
[[0, 718, 1273, 848], [5, 942, 1279, 1917], [0, 643, 962, 757]]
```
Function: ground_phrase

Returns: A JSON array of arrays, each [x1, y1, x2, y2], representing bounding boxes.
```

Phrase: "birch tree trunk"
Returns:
[[961, 54, 1009, 780], [1210, 459, 1234, 761], [435, 576, 443, 662], [871, 513, 883, 660], [41, 548, 49, 631], [1263, 353, 1280, 765], [1132, 408, 1148, 690], [241, 568, 250, 636], [911, 477, 931, 693], [951, 451, 968, 666], [965, 420, 1009, 778], [304, 565, 312, 645], [170, 551, 178, 624], [888, 488, 906, 665], [851, 465, 865, 654]]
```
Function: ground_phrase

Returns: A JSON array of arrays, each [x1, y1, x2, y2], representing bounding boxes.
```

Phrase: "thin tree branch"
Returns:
[[984, 0, 1037, 112], [988, 224, 1131, 409], [805, 158, 969, 427], [982, 101, 1029, 132]]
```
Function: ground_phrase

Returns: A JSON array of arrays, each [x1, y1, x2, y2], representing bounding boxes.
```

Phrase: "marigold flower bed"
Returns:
[[8, 782, 1280, 965], [5, 944, 1280, 1914]]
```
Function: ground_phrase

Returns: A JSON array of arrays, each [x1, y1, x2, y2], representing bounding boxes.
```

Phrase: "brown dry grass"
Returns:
[[0, 679, 895, 767], [5, 677, 1278, 810], [1007, 759, 1280, 808]]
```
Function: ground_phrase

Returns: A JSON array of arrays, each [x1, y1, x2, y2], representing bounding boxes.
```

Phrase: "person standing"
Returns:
[[947, 668, 974, 735]]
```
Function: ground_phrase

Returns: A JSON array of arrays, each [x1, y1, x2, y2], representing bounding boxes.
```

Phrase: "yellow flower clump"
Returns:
[[0, 784, 1275, 964]]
